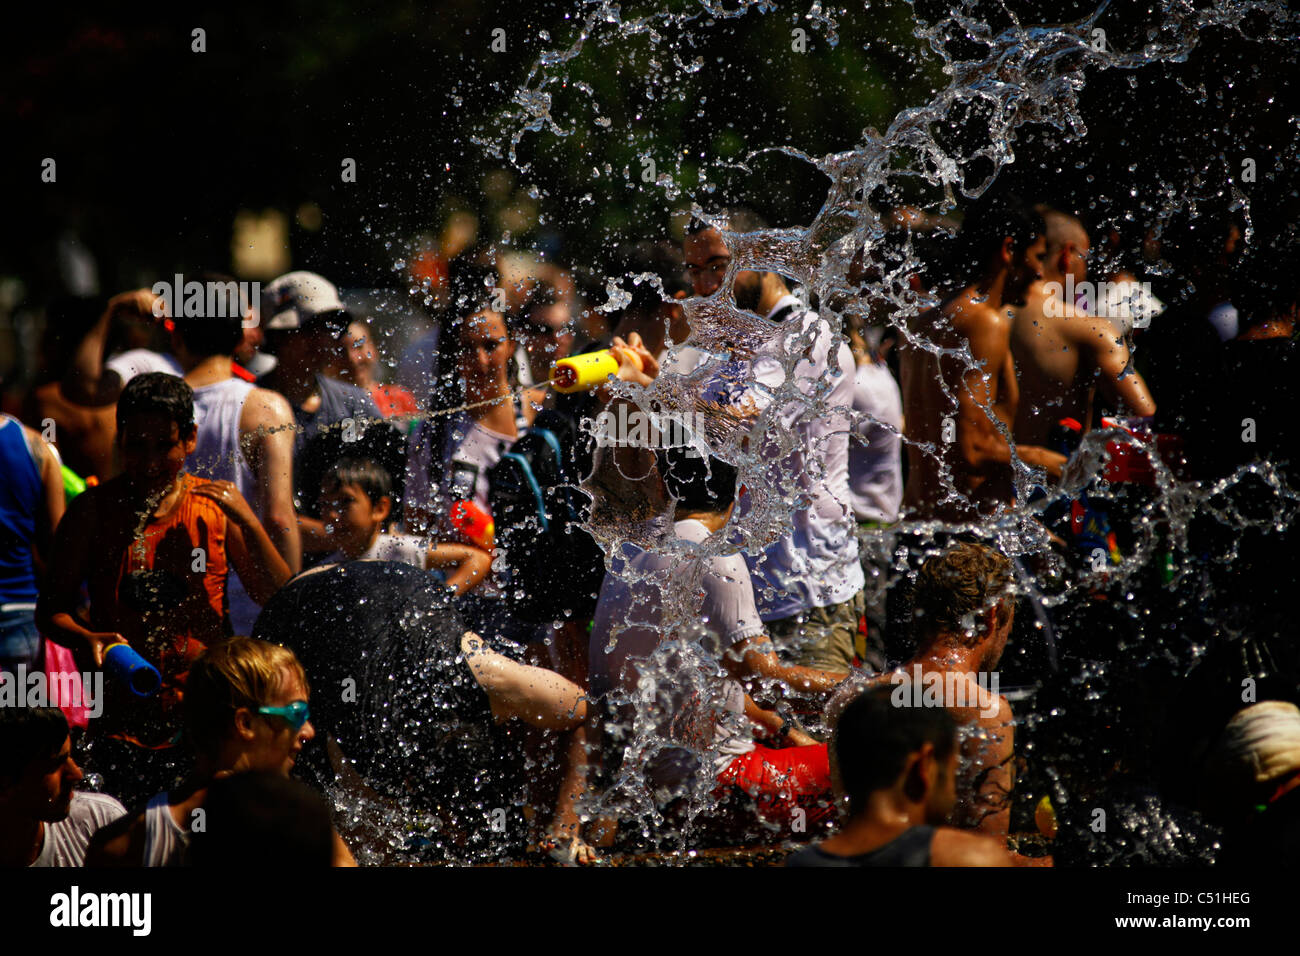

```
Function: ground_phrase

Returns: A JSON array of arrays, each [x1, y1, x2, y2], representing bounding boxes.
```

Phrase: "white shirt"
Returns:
[[590, 518, 762, 772], [30, 791, 127, 867], [710, 296, 865, 619], [848, 361, 903, 523], [327, 533, 427, 567], [188, 377, 261, 634]]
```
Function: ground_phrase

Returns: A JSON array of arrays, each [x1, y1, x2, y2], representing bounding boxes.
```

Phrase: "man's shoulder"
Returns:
[[930, 826, 1013, 866], [241, 385, 296, 431]]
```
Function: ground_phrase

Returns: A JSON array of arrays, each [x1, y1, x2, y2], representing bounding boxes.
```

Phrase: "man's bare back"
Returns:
[[1010, 282, 1156, 446], [901, 290, 1019, 520]]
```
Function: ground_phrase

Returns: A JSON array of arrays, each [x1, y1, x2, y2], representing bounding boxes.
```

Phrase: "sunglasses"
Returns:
[[256, 700, 311, 733]]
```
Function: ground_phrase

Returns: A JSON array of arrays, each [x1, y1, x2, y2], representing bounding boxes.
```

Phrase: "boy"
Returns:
[[318, 456, 490, 596], [37, 372, 291, 805]]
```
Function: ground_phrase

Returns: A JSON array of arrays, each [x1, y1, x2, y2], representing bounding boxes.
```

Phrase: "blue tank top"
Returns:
[[0, 416, 41, 603]]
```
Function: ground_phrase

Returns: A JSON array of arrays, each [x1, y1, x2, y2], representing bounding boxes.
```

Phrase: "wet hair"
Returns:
[[952, 191, 1045, 283], [658, 447, 737, 513], [320, 456, 394, 509], [115, 372, 195, 434], [183, 638, 310, 758], [912, 541, 1014, 641], [834, 685, 957, 818], [170, 271, 247, 358], [0, 707, 68, 788], [187, 771, 334, 867]]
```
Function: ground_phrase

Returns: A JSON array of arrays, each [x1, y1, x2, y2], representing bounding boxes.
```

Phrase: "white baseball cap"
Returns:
[[261, 271, 349, 331]]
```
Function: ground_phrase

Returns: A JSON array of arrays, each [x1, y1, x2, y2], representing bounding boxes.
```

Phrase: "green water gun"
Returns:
[[61, 465, 98, 501]]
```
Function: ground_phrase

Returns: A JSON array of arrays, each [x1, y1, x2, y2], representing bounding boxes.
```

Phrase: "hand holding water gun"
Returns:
[[550, 333, 659, 393]]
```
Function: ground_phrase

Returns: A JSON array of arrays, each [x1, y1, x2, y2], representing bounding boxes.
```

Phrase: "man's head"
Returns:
[[187, 771, 334, 867], [1036, 205, 1090, 288], [115, 372, 197, 495], [169, 271, 249, 362], [183, 637, 314, 776], [913, 541, 1015, 667], [0, 707, 82, 824], [833, 685, 959, 824], [682, 210, 772, 312], [338, 320, 379, 388], [319, 457, 394, 558], [955, 192, 1047, 303], [260, 271, 350, 375]]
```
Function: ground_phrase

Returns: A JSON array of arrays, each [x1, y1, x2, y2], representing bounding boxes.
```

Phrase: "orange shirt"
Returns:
[[87, 473, 233, 748]]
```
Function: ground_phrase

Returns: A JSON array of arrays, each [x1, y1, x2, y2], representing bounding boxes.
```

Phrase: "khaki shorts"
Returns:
[[766, 590, 866, 674]]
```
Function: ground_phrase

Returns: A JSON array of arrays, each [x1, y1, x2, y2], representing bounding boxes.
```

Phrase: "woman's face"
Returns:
[[458, 310, 511, 385]]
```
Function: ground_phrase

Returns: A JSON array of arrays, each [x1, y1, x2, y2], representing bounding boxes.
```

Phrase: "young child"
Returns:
[[318, 456, 490, 596], [37, 372, 291, 806]]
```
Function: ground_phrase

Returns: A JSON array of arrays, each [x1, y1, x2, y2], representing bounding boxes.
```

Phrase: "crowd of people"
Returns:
[[2, 185, 1299, 868]]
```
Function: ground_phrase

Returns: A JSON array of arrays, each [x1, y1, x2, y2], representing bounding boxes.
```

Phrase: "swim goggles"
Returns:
[[256, 700, 311, 732]]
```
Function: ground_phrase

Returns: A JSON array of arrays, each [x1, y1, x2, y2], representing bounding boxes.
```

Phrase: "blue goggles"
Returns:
[[256, 700, 311, 732]]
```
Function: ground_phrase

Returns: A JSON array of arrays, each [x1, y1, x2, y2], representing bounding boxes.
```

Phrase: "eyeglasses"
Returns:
[[256, 700, 311, 733]]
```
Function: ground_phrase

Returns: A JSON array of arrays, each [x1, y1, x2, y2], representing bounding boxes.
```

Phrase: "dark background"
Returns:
[[2, 0, 1297, 388]]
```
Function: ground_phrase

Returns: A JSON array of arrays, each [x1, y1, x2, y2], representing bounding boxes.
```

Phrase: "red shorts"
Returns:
[[714, 743, 835, 828]]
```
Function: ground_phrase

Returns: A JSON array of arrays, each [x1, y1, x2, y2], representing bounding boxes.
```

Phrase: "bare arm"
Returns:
[[460, 632, 587, 731], [425, 542, 491, 595], [1085, 319, 1156, 417], [191, 481, 291, 606], [34, 490, 123, 665], [27, 426, 66, 572], [242, 389, 302, 575], [728, 635, 846, 694]]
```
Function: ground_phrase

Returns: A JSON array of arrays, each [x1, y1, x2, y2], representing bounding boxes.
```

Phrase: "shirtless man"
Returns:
[[900, 194, 1065, 521], [1010, 206, 1156, 447], [832, 542, 1025, 838]]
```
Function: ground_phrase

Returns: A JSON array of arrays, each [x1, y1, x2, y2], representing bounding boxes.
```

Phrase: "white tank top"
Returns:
[[188, 378, 262, 634], [142, 792, 189, 867], [190, 378, 258, 503]]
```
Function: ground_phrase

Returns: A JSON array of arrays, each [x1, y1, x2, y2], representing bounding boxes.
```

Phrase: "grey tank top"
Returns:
[[784, 825, 935, 867]]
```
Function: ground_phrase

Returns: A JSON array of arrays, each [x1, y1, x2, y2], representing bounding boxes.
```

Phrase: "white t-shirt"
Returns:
[[30, 791, 127, 867], [589, 518, 762, 771], [848, 361, 903, 523], [327, 533, 427, 567], [709, 296, 865, 619], [405, 412, 515, 530], [106, 349, 182, 384]]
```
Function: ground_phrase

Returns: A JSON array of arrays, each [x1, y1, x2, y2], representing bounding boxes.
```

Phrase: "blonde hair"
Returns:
[[184, 637, 309, 756]]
